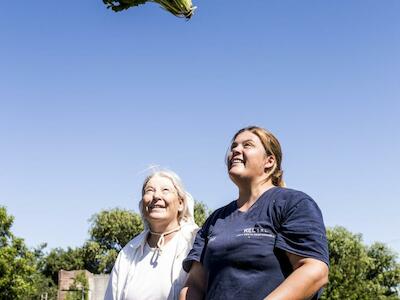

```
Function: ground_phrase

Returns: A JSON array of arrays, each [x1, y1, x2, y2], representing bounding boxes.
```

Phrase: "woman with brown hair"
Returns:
[[180, 126, 329, 300]]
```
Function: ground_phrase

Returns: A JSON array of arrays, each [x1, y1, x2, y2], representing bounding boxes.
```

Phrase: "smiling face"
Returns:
[[227, 130, 275, 185], [142, 175, 184, 231]]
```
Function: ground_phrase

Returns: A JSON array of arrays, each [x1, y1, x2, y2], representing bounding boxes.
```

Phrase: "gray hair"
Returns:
[[138, 169, 195, 230]]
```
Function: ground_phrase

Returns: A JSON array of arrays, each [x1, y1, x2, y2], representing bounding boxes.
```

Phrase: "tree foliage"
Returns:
[[322, 226, 400, 300], [41, 247, 85, 284], [38, 208, 144, 280], [89, 208, 143, 251], [82, 208, 143, 274], [366, 242, 400, 298], [0, 206, 55, 299], [194, 200, 210, 227]]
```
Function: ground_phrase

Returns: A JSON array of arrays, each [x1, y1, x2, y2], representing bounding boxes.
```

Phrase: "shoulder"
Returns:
[[195, 200, 236, 235], [271, 187, 317, 208], [208, 200, 236, 221], [272, 186, 312, 201], [268, 187, 323, 222], [180, 223, 200, 243]]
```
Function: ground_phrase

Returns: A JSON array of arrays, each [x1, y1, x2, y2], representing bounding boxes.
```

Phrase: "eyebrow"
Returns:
[[241, 139, 255, 143], [232, 139, 255, 145], [145, 185, 173, 190]]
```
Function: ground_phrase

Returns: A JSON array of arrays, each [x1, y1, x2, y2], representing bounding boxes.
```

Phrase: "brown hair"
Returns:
[[229, 126, 285, 187]]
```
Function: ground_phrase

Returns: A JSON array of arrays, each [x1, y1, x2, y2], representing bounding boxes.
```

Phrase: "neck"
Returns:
[[148, 219, 180, 233], [147, 221, 180, 248], [236, 179, 275, 211]]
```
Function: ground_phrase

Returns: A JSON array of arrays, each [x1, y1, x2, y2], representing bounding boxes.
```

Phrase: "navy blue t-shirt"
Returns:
[[183, 187, 329, 300]]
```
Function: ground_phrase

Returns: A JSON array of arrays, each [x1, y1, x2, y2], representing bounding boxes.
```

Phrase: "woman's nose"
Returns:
[[153, 189, 162, 199], [231, 145, 242, 155]]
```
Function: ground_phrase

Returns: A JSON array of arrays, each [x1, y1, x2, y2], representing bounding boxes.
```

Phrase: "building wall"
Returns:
[[58, 270, 110, 300], [91, 274, 110, 300]]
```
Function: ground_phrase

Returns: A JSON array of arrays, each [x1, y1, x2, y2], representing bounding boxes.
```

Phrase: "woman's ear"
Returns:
[[178, 198, 184, 212], [264, 155, 275, 171]]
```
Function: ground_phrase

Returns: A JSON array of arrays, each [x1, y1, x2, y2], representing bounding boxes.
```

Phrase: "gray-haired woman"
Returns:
[[105, 170, 198, 300]]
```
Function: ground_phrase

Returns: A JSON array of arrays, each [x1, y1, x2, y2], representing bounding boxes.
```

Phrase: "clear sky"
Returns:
[[1, 1, 399, 255]]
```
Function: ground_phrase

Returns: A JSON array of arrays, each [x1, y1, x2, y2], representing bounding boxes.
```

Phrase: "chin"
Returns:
[[228, 167, 241, 176], [228, 172, 244, 184], [149, 212, 167, 217], [229, 167, 246, 178], [147, 213, 167, 221]]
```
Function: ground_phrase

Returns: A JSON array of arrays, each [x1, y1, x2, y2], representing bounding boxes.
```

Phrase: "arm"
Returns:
[[179, 261, 207, 300], [265, 253, 328, 300]]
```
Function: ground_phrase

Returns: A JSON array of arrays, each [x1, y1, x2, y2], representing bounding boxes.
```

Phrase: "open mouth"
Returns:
[[148, 203, 166, 210], [230, 158, 244, 168]]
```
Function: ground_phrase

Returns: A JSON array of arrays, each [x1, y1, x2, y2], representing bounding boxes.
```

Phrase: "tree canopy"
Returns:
[[89, 208, 144, 251], [0, 206, 56, 299], [322, 226, 400, 300], [193, 200, 210, 227]]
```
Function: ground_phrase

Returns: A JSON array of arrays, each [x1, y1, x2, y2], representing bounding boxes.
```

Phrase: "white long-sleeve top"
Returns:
[[104, 223, 198, 300]]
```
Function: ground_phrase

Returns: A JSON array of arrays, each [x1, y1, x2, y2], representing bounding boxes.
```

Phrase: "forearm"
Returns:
[[179, 285, 204, 300], [179, 262, 207, 300], [265, 260, 328, 300]]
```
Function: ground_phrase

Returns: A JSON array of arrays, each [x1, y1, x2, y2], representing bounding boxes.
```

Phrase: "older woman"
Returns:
[[105, 170, 198, 300], [181, 126, 329, 300]]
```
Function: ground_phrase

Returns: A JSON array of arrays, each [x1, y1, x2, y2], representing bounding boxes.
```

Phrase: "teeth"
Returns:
[[231, 159, 243, 163], [151, 205, 165, 209]]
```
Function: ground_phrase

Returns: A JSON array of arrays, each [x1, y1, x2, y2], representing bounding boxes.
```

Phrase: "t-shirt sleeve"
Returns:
[[182, 225, 207, 272], [274, 197, 329, 266]]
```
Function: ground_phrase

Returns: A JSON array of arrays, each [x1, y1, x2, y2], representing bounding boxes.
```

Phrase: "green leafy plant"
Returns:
[[103, 0, 196, 19], [66, 271, 89, 300], [321, 226, 400, 300], [194, 200, 211, 227]]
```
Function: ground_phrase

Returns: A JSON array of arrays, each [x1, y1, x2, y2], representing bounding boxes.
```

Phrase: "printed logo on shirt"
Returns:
[[236, 227, 275, 238]]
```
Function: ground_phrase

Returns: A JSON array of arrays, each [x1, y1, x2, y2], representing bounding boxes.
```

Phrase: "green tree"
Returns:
[[321, 226, 400, 300], [82, 208, 143, 274], [80, 240, 118, 274], [89, 208, 143, 251], [0, 206, 52, 299], [367, 242, 400, 298], [194, 200, 211, 227], [32, 244, 58, 299], [41, 247, 85, 284], [39, 208, 144, 278]]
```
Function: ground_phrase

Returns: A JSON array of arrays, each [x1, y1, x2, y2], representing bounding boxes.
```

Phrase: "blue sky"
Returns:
[[1, 1, 399, 255]]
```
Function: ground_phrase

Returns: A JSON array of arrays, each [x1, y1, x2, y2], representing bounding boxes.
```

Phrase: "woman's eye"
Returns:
[[244, 143, 252, 148]]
